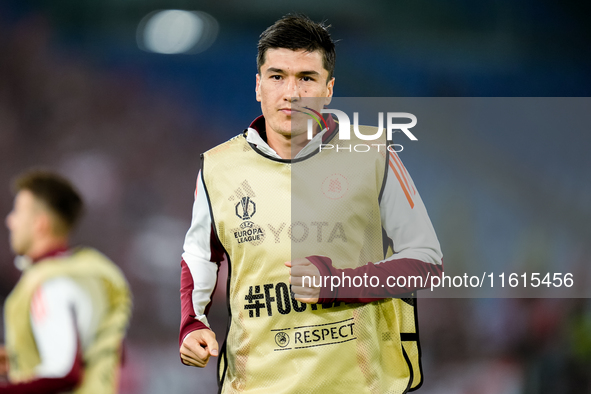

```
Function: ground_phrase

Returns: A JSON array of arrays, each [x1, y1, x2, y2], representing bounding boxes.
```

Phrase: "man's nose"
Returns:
[[283, 78, 300, 101], [5, 211, 14, 230]]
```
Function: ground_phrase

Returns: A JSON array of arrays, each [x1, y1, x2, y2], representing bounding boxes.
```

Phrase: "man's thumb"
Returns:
[[205, 335, 219, 356]]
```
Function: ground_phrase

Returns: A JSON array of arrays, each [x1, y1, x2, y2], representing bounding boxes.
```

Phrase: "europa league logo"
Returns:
[[235, 197, 256, 220]]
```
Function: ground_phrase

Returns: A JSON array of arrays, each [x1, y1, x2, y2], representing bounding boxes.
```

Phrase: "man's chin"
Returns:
[[289, 120, 311, 136], [272, 122, 307, 137], [9, 241, 25, 256], [11, 248, 24, 256], [276, 128, 309, 138]]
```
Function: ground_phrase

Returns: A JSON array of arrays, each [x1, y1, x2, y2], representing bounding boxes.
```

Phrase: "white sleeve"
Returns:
[[378, 151, 443, 265], [30, 277, 91, 378], [181, 170, 221, 328]]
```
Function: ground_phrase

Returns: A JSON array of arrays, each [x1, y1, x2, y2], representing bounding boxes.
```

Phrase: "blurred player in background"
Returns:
[[0, 170, 131, 393], [179, 14, 442, 393]]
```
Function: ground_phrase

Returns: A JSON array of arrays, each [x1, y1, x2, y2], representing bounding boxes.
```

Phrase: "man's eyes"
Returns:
[[268, 75, 316, 82], [301, 76, 316, 82]]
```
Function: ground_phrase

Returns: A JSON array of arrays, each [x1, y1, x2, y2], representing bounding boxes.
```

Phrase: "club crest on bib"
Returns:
[[322, 174, 348, 199]]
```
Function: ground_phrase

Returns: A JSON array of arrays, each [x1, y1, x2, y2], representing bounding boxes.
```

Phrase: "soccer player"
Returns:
[[0, 171, 131, 393], [179, 14, 443, 393]]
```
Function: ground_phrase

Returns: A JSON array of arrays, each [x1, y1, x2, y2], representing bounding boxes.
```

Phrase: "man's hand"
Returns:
[[180, 329, 219, 368], [0, 345, 8, 377], [285, 258, 321, 304]]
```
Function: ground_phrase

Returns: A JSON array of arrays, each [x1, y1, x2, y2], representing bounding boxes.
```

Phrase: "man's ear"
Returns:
[[255, 74, 261, 102], [325, 77, 335, 106], [34, 210, 52, 236]]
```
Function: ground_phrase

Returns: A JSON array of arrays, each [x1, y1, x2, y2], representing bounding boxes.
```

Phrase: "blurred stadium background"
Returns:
[[1, 1, 590, 393]]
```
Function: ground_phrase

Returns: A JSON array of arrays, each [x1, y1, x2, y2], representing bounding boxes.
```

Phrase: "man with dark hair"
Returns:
[[9, 172, 83, 247], [1, 170, 132, 394], [179, 14, 442, 393], [256, 14, 336, 81]]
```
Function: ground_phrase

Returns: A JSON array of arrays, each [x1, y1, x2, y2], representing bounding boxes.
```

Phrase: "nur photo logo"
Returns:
[[299, 106, 418, 153]]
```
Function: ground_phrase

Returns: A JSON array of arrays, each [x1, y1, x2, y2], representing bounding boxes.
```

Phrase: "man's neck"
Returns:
[[26, 237, 69, 262], [265, 134, 302, 160], [266, 127, 319, 160]]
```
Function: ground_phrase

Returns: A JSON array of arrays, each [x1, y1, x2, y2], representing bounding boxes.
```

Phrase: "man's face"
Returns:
[[256, 48, 334, 138], [5, 190, 41, 256]]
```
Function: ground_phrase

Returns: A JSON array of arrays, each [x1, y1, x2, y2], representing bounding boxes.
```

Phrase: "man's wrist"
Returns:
[[306, 255, 338, 303], [305, 256, 389, 304], [179, 319, 210, 347]]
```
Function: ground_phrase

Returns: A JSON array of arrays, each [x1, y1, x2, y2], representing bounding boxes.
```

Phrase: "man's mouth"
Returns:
[[281, 107, 308, 115]]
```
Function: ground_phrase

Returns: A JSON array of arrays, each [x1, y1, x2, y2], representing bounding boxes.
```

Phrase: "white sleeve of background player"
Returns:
[[30, 277, 91, 378], [378, 152, 443, 265], [181, 170, 219, 327]]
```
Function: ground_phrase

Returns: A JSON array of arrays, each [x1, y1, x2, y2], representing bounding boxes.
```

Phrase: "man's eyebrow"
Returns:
[[265, 67, 285, 74], [264, 68, 321, 76], [298, 70, 320, 76]]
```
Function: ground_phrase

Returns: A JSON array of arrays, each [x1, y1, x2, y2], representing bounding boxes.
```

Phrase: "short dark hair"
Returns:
[[257, 14, 336, 81], [13, 170, 84, 234]]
